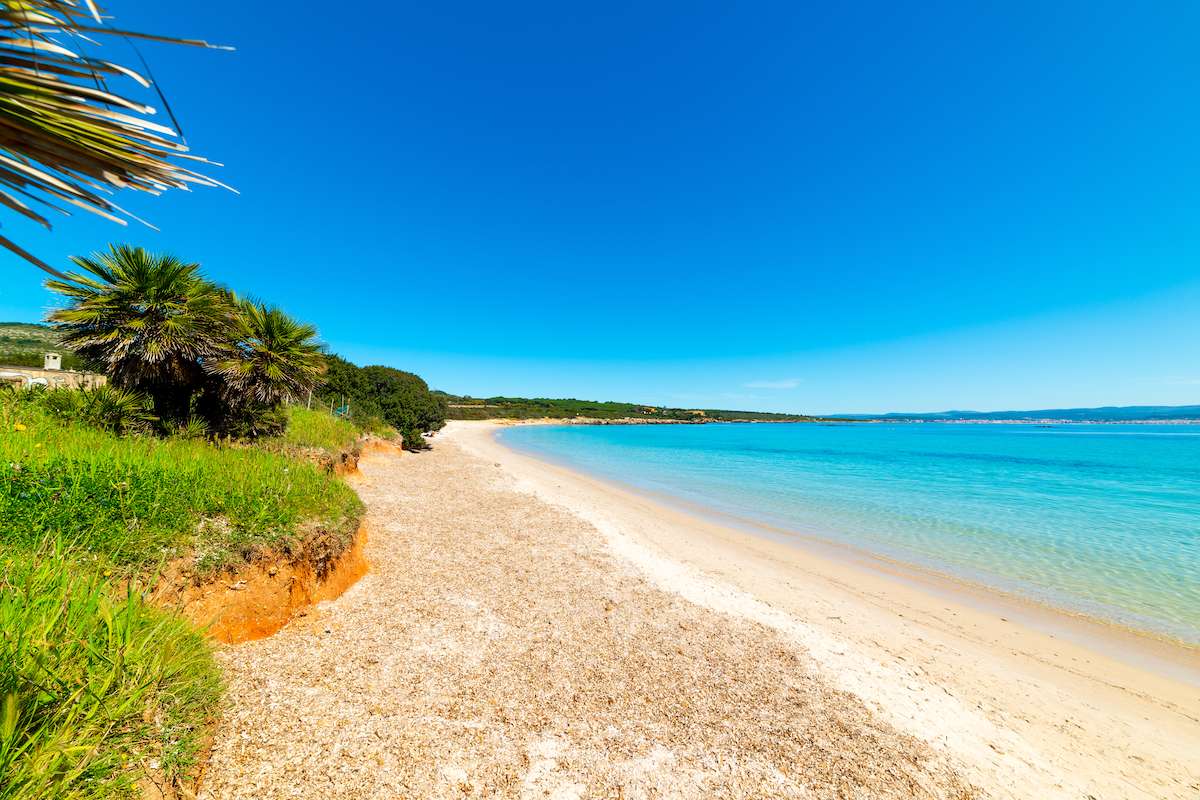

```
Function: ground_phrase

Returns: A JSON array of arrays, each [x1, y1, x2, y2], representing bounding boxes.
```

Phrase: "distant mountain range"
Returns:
[[839, 405, 1200, 422]]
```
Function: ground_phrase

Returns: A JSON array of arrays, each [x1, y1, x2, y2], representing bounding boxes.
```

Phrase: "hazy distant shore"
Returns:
[[457, 420, 1199, 798], [499, 415, 1200, 425]]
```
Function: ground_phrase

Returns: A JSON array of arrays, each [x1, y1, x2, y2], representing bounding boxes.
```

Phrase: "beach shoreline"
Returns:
[[445, 419, 1200, 798], [493, 422, 1200, 677]]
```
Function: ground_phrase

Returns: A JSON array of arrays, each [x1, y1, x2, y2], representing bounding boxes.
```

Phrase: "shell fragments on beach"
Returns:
[[198, 437, 977, 800]]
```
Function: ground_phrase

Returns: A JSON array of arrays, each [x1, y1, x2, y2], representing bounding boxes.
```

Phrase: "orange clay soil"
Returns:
[[359, 438, 405, 457], [151, 521, 370, 644]]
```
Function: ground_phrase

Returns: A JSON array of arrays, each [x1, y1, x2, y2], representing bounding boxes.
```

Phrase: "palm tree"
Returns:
[[0, 2, 228, 275], [208, 300, 326, 407], [46, 244, 236, 422]]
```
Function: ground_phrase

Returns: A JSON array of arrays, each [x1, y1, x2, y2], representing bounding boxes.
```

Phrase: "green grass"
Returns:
[[276, 406, 362, 454], [0, 391, 368, 798], [1, 393, 364, 575], [0, 545, 222, 799]]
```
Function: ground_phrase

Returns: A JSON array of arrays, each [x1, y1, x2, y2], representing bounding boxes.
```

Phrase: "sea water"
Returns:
[[498, 423, 1200, 644]]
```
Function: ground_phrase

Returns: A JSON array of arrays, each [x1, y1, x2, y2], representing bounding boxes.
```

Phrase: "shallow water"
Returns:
[[499, 422, 1200, 644]]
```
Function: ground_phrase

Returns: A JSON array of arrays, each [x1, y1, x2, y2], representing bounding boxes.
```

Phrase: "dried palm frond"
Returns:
[[0, 1, 230, 276]]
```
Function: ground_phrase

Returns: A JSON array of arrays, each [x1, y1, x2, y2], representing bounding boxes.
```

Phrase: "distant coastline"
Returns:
[[491, 415, 1200, 426], [837, 403, 1200, 423], [854, 417, 1200, 425]]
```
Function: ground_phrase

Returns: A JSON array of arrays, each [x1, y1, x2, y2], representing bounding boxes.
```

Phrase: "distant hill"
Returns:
[[434, 393, 824, 423], [840, 405, 1200, 422], [0, 322, 91, 371]]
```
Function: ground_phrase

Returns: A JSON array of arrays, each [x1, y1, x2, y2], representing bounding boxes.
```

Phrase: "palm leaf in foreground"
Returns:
[[0, 1, 230, 275]]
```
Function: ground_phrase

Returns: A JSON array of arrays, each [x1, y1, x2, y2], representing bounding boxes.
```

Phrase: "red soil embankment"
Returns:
[[153, 521, 370, 644]]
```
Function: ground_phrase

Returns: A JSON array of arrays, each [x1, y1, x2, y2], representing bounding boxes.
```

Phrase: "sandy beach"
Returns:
[[200, 421, 1200, 799]]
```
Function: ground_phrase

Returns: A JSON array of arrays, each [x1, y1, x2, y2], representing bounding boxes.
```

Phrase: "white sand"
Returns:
[[450, 420, 1200, 799]]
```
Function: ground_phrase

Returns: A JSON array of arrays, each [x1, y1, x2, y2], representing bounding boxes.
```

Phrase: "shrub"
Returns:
[[318, 358, 446, 435], [401, 426, 429, 451], [35, 385, 156, 435]]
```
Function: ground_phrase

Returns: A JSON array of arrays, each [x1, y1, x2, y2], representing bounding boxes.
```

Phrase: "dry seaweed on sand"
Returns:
[[199, 438, 977, 799]]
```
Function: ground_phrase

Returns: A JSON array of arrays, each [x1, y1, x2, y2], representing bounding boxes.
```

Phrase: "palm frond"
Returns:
[[47, 244, 236, 388], [207, 302, 325, 405], [0, 2, 230, 274]]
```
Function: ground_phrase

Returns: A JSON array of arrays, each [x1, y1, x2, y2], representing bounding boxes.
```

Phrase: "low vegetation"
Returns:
[[436, 393, 825, 422], [1, 390, 363, 576], [0, 550, 222, 800], [0, 388, 363, 798], [277, 406, 365, 456]]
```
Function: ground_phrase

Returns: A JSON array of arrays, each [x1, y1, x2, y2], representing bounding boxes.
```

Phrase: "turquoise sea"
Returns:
[[498, 423, 1200, 644]]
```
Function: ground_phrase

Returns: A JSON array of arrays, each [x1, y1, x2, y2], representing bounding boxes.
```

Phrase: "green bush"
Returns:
[[32, 386, 156, 435], [316, 355, 446, 435], [0, 545, 221, 799], [401, 426, 429, 451]]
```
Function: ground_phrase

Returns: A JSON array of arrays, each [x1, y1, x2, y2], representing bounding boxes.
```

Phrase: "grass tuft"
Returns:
[[277, 407, 362, 454], [0, 544, 222, 799]]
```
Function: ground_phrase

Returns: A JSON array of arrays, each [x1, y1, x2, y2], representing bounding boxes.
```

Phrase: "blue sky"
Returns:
[[2, 1, 1198, 414]]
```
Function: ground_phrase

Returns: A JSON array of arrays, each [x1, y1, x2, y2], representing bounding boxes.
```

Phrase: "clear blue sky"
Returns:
[[1, 1, 1197, 414]]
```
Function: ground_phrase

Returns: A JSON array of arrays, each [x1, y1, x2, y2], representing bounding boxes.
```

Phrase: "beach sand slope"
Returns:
[[199, 428, 980, 799]]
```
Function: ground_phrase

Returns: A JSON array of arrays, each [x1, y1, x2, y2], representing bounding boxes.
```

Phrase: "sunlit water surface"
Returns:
[[499, 423, 1200, 644]]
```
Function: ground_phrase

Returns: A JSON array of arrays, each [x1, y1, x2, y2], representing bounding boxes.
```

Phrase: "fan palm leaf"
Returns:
[[46, 244, 236, 419], [208, 300, 325, 406], [0, 1, 229, 275]]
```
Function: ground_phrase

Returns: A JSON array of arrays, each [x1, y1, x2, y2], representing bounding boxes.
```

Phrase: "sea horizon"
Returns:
[[498, 421, 1200, 646]]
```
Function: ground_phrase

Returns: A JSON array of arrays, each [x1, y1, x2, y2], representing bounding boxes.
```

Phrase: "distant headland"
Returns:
[[835, 405, 1200, 424]]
